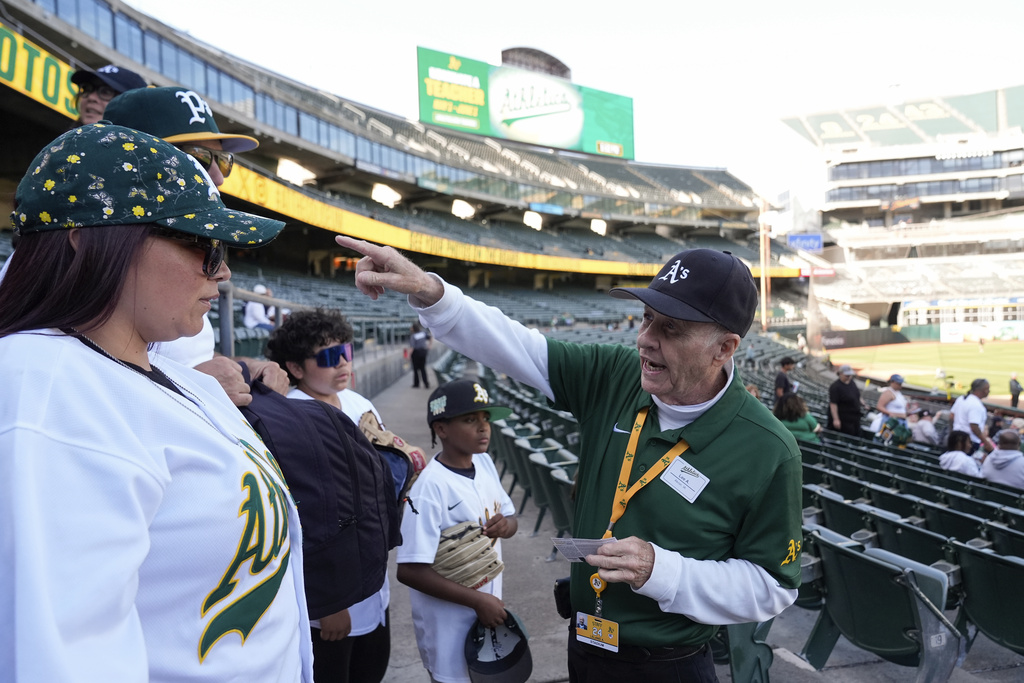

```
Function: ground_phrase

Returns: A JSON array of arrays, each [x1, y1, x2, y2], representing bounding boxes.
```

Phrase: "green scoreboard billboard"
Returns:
[[417, 46, 635, 159]]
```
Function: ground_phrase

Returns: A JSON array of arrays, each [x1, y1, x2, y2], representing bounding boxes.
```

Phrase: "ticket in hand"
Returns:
[[551, 537, 618, 562]]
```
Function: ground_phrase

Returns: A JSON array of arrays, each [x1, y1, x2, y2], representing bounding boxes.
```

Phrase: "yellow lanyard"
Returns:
[[591, 407, 690, 606], [601, 407, 690, 539]]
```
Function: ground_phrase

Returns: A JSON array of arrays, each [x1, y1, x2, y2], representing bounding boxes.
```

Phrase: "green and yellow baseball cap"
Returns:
[[104, 86, 259, 153], [11, 123, 283, 246]]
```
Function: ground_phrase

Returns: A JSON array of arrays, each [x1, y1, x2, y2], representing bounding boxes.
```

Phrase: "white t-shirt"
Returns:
[[397, 453, 515, 683], [288, 387, 388, 636], [952, 394, 987, 444], [149, 314, 216, 368], [0, 331, 313, 682], [244, 301, 275, 328]]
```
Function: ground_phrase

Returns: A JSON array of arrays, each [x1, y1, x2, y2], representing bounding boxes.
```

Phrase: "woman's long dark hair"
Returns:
[[0, 224, 152, 338], [773, 392, 808, 422]]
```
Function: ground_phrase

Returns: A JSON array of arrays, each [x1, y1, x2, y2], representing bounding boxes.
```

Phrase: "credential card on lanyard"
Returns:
[[660, 456, 710, 503]]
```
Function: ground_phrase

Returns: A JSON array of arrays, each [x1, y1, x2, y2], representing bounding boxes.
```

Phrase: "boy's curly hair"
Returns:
[[265, 308, 353, 384]]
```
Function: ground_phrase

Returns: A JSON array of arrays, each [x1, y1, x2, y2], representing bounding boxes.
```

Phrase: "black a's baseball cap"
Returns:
[[427, 379, 512, 427], [72, 64, 147, 94], [609, 249, 758, 336]]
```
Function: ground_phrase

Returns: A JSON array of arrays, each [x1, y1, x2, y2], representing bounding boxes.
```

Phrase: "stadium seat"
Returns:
[[949, 539, 1024, 657], [551, 464, 577, 530], [799, 525, 963, 679], [978, 520, 1024, 558], [916, 499, 986, 543], [526, 450, 574, 530], [709, 620, 775, 683], [821, 469, 867, 501], [525, 449, 578, 535], [860, 482, 923, 520], [804, 484, 872, 539]]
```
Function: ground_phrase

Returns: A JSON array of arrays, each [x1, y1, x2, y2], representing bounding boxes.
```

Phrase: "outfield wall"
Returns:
[[821, 328, 910, 349]]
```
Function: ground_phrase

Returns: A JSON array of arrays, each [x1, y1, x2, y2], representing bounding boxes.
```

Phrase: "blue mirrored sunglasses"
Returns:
[[313, 343, 353, 367]]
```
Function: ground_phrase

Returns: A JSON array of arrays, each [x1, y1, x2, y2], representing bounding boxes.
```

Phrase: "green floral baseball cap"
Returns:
[[11, 123, 284, 246]]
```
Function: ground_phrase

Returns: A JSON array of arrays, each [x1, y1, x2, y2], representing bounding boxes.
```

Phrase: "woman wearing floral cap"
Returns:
[[0, 124, 312, 682]]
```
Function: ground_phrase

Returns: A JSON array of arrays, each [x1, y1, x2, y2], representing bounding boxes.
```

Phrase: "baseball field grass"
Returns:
[[828, 339, 1023, 400]]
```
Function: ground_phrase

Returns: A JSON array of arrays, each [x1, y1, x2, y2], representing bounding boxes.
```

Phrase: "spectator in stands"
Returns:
[[336, 237, 803, 682], [71, 64, 146, 125], [745, 383, 760, 399], [1011, 373, 1022, 409], [408, 321, 432, 389], [951, 379, 994, 454], [828, 364, 865, 436], [939, 431, 983, 478], [744, 344, 756, 370], [245, 284, 277, 331], [0, 124, 311, 681], [265, 309, 393, 683], [876, 374, 908, 423], [102, 85, 288, 405], [933, 409, 952, 447], [981, 429, 1024, 489], [910, 409, 939, 446], [773, 392, 822, 444], [988, 411, 1011, 439], [1013, 417, 1024, 442], [774, 356, 796, 404]]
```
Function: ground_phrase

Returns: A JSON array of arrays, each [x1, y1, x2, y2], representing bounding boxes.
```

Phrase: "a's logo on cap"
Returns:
[[473, 383, 490, 404], [175, 90, 214, 125], [430, 396, 448, 415], [658, 259, 689, 285], [98, 65, 120, 74]]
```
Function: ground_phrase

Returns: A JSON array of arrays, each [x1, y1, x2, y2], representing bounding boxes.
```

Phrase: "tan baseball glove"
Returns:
[[432, 521, 504, 590]]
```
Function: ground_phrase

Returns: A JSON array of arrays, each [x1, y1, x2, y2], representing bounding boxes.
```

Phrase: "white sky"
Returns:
[[125, 0, 1024, 205]]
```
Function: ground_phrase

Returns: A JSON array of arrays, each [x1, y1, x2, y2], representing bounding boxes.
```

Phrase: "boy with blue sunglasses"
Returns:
[[266, 307, 393, 683]]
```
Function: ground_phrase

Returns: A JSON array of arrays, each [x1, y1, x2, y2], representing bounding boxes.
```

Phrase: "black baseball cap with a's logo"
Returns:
[[71, 64, 147, 94], [609, 249, 758, 337], [427, 379, 513, 427]]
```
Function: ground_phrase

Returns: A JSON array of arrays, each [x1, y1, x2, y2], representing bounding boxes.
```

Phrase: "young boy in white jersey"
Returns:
[[397, 379, 519, 683]]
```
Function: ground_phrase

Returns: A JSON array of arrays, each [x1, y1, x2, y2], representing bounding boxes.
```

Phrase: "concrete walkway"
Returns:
[[361, 364, 1024, 683]]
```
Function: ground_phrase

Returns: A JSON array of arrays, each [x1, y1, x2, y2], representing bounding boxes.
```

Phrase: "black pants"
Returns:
[[411, 348, 429, 388], [832, 417, 860, 436], [1013, 393, 1020, 408], [567, 631, 718, 683], [311, 611, 390, 683]]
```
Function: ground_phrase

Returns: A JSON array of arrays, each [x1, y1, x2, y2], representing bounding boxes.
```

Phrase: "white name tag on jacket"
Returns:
[[660, 457, 709, 503]]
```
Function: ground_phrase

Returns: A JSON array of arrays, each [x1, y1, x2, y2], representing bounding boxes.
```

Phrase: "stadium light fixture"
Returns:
[[371, 183, 402, 209], [276, 158, 316, 186], [590, 218, 607, 236], [523, 211, 543, 231], [451, 199, 476, 220]]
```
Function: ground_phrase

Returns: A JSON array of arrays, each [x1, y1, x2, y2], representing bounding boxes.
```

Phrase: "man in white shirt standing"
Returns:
[[951, 379, 994, 454]]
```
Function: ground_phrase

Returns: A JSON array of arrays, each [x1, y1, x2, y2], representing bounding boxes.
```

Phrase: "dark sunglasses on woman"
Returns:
[[312, 343, 353, 368], [77, 82, 118, 101], [178, 145, 234, 179], [149, 227, 225, 277]]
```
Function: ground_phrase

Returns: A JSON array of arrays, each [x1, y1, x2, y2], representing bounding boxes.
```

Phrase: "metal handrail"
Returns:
[[216, 282, 413, 363]]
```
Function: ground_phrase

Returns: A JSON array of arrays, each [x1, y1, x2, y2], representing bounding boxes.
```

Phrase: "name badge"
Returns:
[[660, 456, 709, 503], [575, 612, 620, 652]]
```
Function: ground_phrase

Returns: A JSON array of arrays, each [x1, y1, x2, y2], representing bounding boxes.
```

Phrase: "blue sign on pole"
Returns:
[[787, 233, 823, 253]]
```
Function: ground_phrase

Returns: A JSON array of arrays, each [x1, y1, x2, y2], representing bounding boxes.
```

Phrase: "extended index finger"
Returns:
[[336, 235, 386, 260]]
